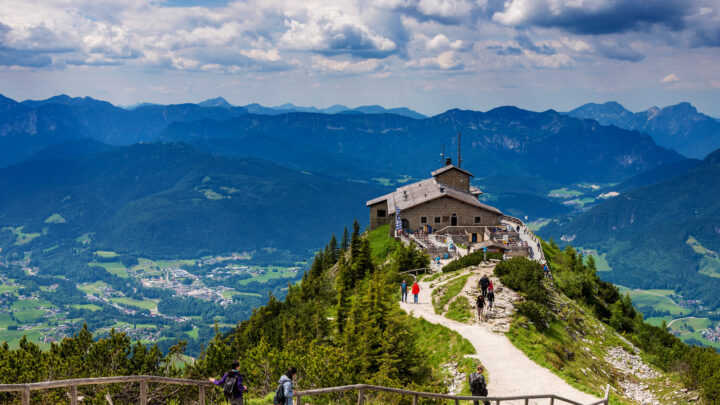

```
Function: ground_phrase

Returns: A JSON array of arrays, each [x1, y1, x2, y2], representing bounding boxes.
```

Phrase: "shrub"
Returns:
[[494, 257, 547, 303], [442, 250, 503, 272], [517, 301, 552, 331]]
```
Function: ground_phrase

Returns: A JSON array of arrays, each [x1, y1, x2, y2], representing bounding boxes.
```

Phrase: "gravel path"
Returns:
[[401, 272, 600, 405]]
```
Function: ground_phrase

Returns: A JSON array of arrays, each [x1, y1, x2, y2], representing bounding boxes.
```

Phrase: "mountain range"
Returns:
[[541, 147, 720, 309], [0, 142, 388, 258], [197, 97, 427, 119], [567, 101, 720, 159]]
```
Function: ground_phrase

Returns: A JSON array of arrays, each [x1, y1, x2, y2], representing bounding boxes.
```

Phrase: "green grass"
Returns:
[[90, 262, 130, 278], [72, 304, 102, 312], [527, 219, 551, 231], [0, 284, 21, 294], [548, 188, 583, 197], [185, 327, 200, 339], [668, 317, 712, 333], [367, 224, 399, 265], [0, 313, 17, 328], [409, 316, 477, 393], [44, 213, 67, 224], [94, 250, 119, 258], [12, 299, 54, 310], [155, 259, 196, 268], [77, 281, 110, 295], [110, 297, 158, 310], [5, 226, 41, 245], [236, 267, 298, 286], [13, 309, 45, 322], [618, 287, 690, 316], [445, 296, 472, 323], [432, 274, 470, 315], [645, 316, 674, 327], [0, 328, 49, 350], [687, 236, 720, 278]]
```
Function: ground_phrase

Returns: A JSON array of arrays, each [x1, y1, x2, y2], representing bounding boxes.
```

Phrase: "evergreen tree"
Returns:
[[341, 226, 350, 251], [350, 219, 362, 260]]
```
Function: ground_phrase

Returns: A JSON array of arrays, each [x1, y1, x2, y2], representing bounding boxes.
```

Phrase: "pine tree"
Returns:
[[350, 219, 362, 260], [341, 226, 350, 251]]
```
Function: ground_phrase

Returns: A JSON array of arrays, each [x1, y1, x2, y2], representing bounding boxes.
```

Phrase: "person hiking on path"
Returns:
[[468, 364, 490, 405], [476, 294, 485, 321], [209, 361, 247, 405], [411, 281, 421, 303], [401, 279, 408, 303], [543, 263, 550, 278], [479, 275, 490, 298], [487, 289, 495, 311], [275, 367, 296, 405]]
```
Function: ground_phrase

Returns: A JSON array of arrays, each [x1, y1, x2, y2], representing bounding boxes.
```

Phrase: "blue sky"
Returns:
[[1, 0, 718, 116]]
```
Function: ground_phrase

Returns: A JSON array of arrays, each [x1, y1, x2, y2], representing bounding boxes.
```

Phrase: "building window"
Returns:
[[420, 216, 427, 224], [377, 209, 386, 218], [475, 216, 482, 224], [434, 216, 441, 224]]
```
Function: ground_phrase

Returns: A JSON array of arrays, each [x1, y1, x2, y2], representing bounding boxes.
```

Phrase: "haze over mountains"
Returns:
[[567, 101, 720, 159]]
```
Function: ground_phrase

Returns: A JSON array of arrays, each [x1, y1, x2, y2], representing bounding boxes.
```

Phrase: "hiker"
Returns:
[[543, 263, 550, 278], [401, 279, 408, 303], [208, 361, 247, 405], [274, 367, 296, 405], [476, 294, 485, 321], [468, 364, 490, 405], [487, 288, 495, 311], [412, 280, 420, 303], [479, 274, 490, 298]]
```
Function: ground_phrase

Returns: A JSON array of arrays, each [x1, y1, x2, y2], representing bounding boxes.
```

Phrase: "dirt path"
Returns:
[[401, 269, 600, 405]]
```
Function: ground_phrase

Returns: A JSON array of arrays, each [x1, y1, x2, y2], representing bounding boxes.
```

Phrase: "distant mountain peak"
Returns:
[[198, 97, 233, 109]]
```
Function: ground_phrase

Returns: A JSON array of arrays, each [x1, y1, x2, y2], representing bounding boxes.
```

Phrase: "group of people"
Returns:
[[400, 279, 421, 303], [475, 274, 495, 322], [209, 362, 296, 405]]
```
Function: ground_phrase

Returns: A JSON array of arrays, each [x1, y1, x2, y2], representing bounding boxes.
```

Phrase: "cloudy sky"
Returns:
[[1, 0, 719, 115]]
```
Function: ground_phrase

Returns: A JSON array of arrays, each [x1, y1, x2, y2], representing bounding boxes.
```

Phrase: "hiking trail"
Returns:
[[400, 264, 600, 405]]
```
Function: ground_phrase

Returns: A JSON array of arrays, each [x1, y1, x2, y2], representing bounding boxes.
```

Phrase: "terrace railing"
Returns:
[[0, 375, 213, 405], [294, 383, 611, 405]]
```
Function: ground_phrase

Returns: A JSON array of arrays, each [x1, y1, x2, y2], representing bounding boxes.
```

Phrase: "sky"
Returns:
[[0, 0, 719, 116]]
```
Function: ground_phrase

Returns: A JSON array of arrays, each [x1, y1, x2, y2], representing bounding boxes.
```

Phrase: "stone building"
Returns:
[[366, 159, 503, 243]]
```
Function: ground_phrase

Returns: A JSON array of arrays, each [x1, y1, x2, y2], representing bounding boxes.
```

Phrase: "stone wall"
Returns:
[[400, 196, 501, 232], [368, 200, 389, 230], [435, 169, 470, 192]]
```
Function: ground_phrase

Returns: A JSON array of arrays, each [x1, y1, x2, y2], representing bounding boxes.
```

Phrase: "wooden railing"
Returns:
[[0, 375, 213, 405], [294, 383, 611, 405]]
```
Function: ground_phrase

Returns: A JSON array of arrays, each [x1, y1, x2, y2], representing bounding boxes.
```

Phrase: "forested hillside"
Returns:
[[0, 225, 480, 404]]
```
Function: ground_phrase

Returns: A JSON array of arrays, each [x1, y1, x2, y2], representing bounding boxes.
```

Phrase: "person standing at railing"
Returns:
[[468, 364, 490, 405], [209, 361, 247, 405], [274, 367, 296, 405]]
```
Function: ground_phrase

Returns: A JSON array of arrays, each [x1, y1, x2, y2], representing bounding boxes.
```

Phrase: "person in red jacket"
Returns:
[[411, 281, 420, 303]]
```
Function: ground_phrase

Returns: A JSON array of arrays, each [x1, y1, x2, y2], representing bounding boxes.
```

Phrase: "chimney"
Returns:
[[445, 157, 452, 166]]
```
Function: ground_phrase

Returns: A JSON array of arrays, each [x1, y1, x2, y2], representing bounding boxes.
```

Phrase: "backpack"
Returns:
[[222, 372, 238, 397], [469, 373, 488, 396], [273, 382, 286, 404]]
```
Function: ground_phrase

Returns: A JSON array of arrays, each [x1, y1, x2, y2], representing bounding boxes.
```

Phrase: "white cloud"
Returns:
[[660, 73, 679, 83], [410, 50, 463, 69], [311, 55, 383, 73]]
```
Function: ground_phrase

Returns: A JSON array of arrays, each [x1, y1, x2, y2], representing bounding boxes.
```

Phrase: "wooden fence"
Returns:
[[295, 384, 611, 405], [0, 375, 213, 405]]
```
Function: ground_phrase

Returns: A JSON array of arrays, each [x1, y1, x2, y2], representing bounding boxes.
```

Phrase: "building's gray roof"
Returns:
[[431, 165, 473, 177], [366, 177, 502, 215]]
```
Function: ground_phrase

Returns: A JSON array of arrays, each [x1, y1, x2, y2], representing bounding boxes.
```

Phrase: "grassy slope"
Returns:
[[506, 282, 688, 404]]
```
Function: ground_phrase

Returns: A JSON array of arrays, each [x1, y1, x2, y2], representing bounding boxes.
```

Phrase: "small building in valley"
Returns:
[[366, 159, 503, 243]]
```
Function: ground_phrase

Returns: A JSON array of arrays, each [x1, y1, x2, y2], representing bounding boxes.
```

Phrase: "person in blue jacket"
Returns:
[[209, 361, 247, 404], [278, 367, 297, 405]]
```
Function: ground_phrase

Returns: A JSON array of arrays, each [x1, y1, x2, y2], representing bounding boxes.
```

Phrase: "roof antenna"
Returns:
[[457, 131, 462, 168], [440, 144, 445, 165]]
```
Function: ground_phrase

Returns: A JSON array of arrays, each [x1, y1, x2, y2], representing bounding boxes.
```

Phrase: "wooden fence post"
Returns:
[[22, 386, 30, 405], [524, 398, 529, 405], [198, 385, 205, 405], [70, 385, 78, 405], [296, 394, 302, 405], [357, 387, 365, 405], [549, 397, 555, 405], [412, 394, 418, 405], [455, 399, 459, 405], [139, 379, 148, 405], [604, 384, 610, 404]]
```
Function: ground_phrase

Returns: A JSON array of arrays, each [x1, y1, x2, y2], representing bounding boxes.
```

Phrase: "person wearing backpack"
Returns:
[[476, 294, 485, 322], [479, 275, 490, 298], [468, 364, 490, 405], [274, 367, 296, 405], [208, 361, 247, 404]]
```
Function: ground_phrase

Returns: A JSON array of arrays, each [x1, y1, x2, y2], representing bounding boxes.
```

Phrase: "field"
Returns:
[[0, 283, 21, 294], [687, 236, 720, 278], [44, 213, 67, 224], [578, 248, 612, 271], [618, 287, 690, 316], [94, 250, 119, 258], [548, 188, 583, 197], [4, 226, 41, 245], [110, 297, 158, 310], [72, 304, 102, 311], [89, 261, 130, 278], [236, 267, 298, 285], [77, 281, 110, 295]]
